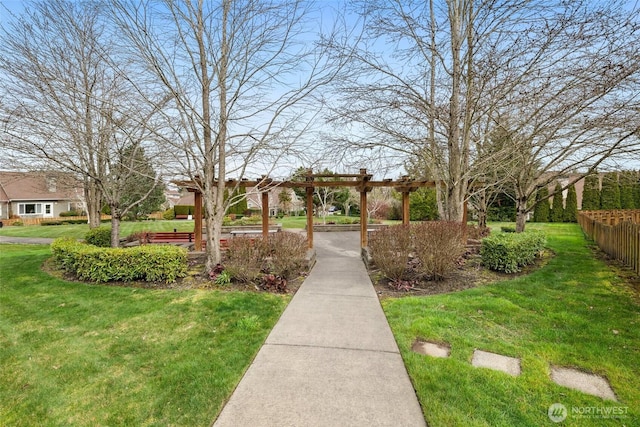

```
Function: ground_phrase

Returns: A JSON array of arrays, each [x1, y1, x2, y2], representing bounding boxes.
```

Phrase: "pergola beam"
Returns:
[[173, 170, 438, 251]]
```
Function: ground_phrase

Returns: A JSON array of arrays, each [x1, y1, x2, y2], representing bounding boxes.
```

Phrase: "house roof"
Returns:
[[0, 171, 82, 202]]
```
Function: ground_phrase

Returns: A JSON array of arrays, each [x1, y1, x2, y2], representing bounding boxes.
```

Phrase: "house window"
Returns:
[[18, 203, 42, 215]]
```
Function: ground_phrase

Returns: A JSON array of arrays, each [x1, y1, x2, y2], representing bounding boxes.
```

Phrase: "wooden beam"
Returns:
[[261, 191, 269, 239], [402, 192, 410, 225], [360, 190, 368, 248], [306, 186, 314, 249], [194, 190, 203, 251]]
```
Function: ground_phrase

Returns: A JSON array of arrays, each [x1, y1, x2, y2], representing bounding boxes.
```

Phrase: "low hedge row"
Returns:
[[480, 230, 546, 273], [41, 219, 88, 226], [51, 238, 188, 283]]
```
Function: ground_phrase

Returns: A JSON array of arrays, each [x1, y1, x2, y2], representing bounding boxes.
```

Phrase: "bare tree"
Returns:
[[0, 0, 167, 245], [324, 0, 640, 226], [111, 0, 341, 270]]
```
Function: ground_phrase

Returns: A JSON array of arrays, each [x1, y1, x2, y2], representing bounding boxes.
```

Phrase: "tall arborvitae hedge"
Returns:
[[634, 171, 640, 209], [533, 186, 550, 222], [600, 172, 621, 210], [619, 171, 637, 209], [563, 184, 578, 222], [550, 182, 564, 222], [226, 187, 248, 215], [581, 174, 600, 210]]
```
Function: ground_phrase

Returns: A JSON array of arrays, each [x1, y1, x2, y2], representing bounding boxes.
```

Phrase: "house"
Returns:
[[0, 171, 84, 220]]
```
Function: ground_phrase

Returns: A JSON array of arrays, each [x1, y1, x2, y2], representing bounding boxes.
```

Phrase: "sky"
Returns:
[[1, 0, 639, 179]]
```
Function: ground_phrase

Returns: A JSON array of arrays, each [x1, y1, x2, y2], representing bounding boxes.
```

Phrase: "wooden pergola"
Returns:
[[174, 169, 458, 250]]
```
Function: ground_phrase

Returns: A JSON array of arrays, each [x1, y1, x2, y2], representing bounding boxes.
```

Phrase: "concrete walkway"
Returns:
[[0, 236, 55, 245], [213, 231, 426, 427]]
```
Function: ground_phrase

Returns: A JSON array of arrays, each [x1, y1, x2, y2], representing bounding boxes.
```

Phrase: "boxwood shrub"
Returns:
[[85, 226, 111, 247], [51, 238, 187, 283], [480, 230, 546, 273]]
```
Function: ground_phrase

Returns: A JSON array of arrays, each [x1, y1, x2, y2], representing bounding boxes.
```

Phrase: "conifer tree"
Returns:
[[600, 173, 621, 210], [634, 171, 640, 209], [563, 184, 578, 222], [619, 171, 637, 209], [581, 174, 601, 210], [550, 182, 564, 222], [533, 186, 550, 222]]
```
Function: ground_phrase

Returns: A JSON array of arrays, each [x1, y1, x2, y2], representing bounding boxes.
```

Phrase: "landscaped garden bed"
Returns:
[[366, 222, 550, 297]]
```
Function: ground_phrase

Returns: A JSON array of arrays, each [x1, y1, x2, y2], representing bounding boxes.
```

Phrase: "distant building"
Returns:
[[0, 171, 84, 220]]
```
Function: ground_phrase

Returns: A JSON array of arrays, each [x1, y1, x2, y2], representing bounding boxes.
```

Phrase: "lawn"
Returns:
[[0, 215, 381, 238], [382, 223, 640, 426], [0, 220, 197, 240], [0, 244, 289, 426]]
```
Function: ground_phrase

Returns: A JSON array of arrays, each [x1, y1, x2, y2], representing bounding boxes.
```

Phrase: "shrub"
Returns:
[[85, 227, 111, 247], [51, 237, 84, 271], [264, 232, 308, 279], [224, 238, 264, 283], [62, 219, 89, 225], [259, 274, 287, 293], [59, 210, 81, 217], [533, 186, 550, 222], [368, 225, 413, 281], [467, 225, 491, 240], [51, 238, 187, 283], [480, 231, 546, 273], [223, 232, 308, 285], [41, 220, 64, 226], [501, 226, 516, 233], [12, 221, 23, 226], [174, 205, 192, 216], [550, 182, 564, 223], [563, 184, 578, 222], [162, 208, 175, 220], [412, 221, 466, 281]]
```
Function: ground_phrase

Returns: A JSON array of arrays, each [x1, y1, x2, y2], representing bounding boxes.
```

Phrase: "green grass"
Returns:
[[0, 220, 197, 240], [383, 223, 640, 426], [0, 244, 289, 426], [0, 215, 400, 239]]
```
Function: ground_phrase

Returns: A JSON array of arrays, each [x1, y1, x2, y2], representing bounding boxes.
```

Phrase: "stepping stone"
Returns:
[[471, 350, 521, 376], [412, 340, 450, 358], [550, 367, 617, 401]]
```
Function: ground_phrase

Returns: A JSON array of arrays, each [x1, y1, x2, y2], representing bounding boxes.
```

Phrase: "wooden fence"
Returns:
[[1, 212, 164, 227], [578, 210, 640, 275]]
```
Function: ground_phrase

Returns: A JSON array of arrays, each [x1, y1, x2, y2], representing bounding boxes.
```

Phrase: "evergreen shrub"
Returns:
[[51, 238, 187, 283], [480, 231, 546, 273], [84, 227, 111, 247]]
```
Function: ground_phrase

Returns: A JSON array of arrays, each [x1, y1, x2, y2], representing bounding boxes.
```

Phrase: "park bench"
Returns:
[[147, 231, 194, 243]]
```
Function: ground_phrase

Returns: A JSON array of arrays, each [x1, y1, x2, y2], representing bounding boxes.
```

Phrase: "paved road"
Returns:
[[213, 231, 426, 427]]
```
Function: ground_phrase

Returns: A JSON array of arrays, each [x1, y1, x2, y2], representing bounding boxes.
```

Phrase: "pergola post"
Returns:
[[402, 191, 410, 225], [261, 191, 269, 239], [306, 186, 314, 249], [194, 190, 203, 251], [360, 190, 368, 248], [359, 168, 372, 249]]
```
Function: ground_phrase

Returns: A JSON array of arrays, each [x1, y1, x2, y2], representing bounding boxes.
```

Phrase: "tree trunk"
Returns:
[[110, 207, 121, 248], [85, 179, 102, 228], [515, 195, 528, 232]]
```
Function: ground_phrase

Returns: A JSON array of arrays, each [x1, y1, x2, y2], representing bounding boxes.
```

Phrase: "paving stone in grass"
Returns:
[[551, 367, 617, 401], [471, 349, 521, 376], [412, 340, 450, 358]]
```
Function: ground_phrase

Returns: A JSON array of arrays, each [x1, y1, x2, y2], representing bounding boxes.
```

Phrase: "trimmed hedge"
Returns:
[[85, 226, 111, 247], [480, 231, 546, 273], [41, 219, 88, 226], [51, 238, 187, 283]]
